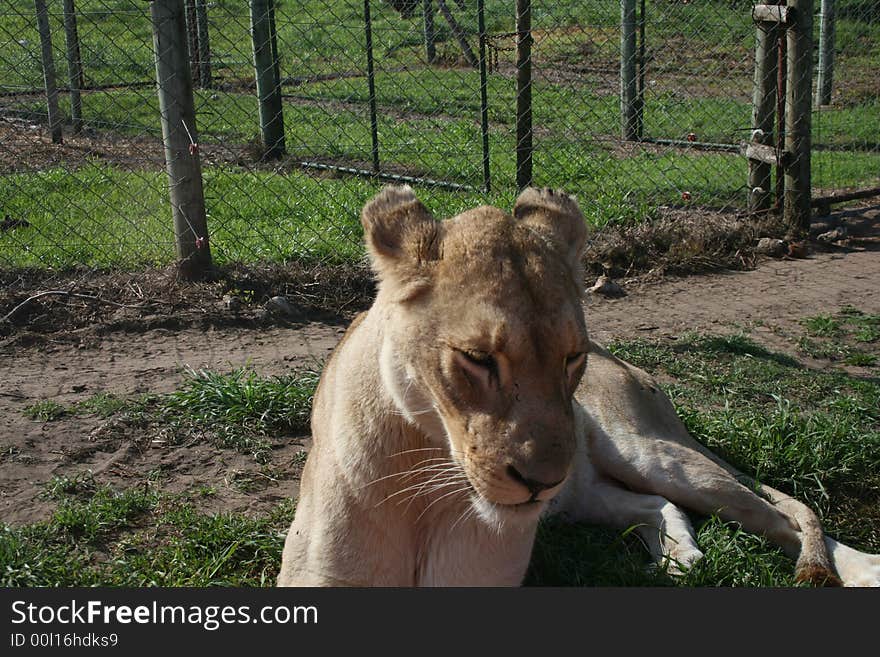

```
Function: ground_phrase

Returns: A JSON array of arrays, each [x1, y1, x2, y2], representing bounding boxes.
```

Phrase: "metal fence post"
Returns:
[[150, 0, 212, 279], [268, 0, 281, 96], [250, 0, 286, 158], [816, 0, 835, 106], [749, 16, 779, 213], [784, 0, 814, 235], [62, 0, 83, 134], [364, 0, 380, 174], [477, 0, 491, 192], [423, 0, 436, 64], [185, 0, 199, 84], [196, 0, 212, 88], [515, 0, 532, 190], [34, 0, 63, 144], [620, 0, 638, 141], [636, 0, 646, 140], [184, 0, 212, 88]]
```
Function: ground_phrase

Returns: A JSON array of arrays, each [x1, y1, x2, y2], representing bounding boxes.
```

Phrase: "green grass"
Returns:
[[802, 314, 842, 337], [0, 485, 294, 586], [0, 154, 738, 269], [5, 476, 809, 587], [20, 368, 321, 463], [75, 392, 128, 418], [0, 164, 368, 268], [797, 308, 880, 367], [23, 399, 67, 421], [121, 366, 319, 464], [41, 471, 98, 500], [153, 366, 319, 462], [24, 392, 130, 422]]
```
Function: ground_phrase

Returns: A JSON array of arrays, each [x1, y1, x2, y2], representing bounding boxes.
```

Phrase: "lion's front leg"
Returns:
[[569, 482, 703, 575], [551, 473, 704, 576]]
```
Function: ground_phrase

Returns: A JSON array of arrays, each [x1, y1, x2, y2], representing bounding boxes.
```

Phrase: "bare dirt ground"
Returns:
[[2, 206, 879, 527]]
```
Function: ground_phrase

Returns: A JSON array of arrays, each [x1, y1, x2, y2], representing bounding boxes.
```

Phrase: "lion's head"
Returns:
[[361, 186, 589, 528]]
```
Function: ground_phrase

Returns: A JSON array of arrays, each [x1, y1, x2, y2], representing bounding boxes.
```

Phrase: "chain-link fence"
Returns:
[[812, 0, 880, 207], [0, 0, 878, 279]]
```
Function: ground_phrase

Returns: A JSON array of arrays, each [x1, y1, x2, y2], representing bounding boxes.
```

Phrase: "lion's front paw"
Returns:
[[825, 537, 880, 587], [662, 543, 704, 577]]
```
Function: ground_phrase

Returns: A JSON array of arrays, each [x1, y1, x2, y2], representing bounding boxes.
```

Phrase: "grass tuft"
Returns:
[[23, 400, 67, 422], [152, 366, 320, 462]]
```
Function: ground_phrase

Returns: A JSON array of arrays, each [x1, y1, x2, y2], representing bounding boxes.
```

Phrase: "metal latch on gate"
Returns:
[[752, 5, 794, 26]]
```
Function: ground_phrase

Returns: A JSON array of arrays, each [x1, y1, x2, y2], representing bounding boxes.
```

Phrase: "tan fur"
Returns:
[[277, 186, 880, 587]]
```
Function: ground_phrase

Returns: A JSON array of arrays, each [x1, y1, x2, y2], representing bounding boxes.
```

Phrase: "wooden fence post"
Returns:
[[784, 0, 814, 235], [620, 0, 638, 141], [816, 0, 835, 106], [62, 0, 83, 134], [250, 0, 286, 158], [749, 16, 778, 212], [515, 0, 532, 190], [34, 0, 63, 144], [150, 0, 212, 279]]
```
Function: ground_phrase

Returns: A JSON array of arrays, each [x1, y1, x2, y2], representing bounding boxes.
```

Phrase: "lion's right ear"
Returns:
[[361, 185, 441, 298], [512, 187, 588, 270]]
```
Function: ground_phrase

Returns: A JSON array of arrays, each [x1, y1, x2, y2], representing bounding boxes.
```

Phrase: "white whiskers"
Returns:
[[365, 447, 469, 514]]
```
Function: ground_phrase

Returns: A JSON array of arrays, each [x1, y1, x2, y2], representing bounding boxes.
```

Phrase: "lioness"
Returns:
[[278, 186, 880, 587]]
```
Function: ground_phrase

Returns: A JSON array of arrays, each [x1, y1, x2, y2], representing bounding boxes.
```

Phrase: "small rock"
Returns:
[[265, 295, 299, 318], [756, 237, 785, 257], [816, 226, 848, 243], [589, 275, 625, 297], [222, 294, 241, 311], [787, 241, 809, 259]]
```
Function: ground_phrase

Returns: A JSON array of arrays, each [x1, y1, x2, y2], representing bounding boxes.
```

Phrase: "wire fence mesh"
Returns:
[[0, 0, 878, 281], [812, 0, 880, 197]]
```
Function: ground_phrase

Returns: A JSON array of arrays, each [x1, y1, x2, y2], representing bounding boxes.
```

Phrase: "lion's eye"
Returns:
[[454, 349, 499, 387], [462, 350, 497, 372]]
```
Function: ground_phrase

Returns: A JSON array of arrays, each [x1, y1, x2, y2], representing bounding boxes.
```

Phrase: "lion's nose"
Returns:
[[506, 464, 565, 500]]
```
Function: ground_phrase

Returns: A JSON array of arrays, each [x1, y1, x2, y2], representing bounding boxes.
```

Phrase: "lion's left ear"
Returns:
[[361, 185, 442, 299], [512, 187, 588, 270]]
